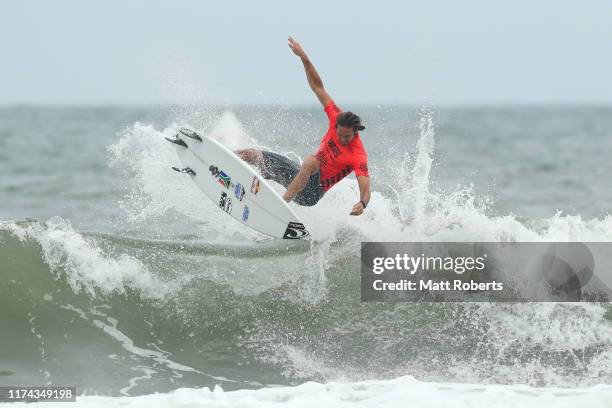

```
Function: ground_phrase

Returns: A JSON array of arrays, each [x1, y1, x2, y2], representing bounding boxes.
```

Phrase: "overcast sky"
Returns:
[[2, 1, 612, 106]]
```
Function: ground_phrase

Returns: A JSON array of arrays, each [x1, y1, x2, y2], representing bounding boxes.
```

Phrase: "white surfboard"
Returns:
[[166, 127, 309, 239]]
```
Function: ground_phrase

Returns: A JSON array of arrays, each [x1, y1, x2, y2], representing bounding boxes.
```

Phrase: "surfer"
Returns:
[[236, 36, 370, 216]]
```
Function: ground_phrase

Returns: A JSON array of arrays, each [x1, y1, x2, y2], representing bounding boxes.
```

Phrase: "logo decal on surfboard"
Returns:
[[242, 205, 250, 222], [282, 222, 309, 239], [250, 176, 260, 195], [217, 171, 232, 188], [234, 183, 245, 201], [219, 192, 232, 214], [210, 165, 233, 189]]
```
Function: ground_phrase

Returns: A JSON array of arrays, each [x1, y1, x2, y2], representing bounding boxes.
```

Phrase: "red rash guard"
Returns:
[[315, 100, 369, 191]]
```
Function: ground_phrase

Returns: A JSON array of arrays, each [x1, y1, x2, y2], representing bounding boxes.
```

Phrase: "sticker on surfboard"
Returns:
[[250, 176, 260, 195], [242, 205, 250, 222], [210, 165, 233, 189], [219, 192, 232, 214], [234, 183, 245, 201], [282, 222, 309, 239]]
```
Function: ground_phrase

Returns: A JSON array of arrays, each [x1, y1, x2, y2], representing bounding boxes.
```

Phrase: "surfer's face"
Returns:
[[336, 126, 355, 145]]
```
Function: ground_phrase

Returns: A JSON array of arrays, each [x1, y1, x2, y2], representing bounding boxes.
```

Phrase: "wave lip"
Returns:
[[0, 217, 183, 299]]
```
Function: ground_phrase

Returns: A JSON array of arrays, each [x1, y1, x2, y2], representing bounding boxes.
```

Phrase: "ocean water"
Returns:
[[1, 104, 612, 407]]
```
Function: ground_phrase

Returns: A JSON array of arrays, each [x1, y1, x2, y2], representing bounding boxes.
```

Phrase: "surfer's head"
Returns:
[[336, 111, 365, 145]]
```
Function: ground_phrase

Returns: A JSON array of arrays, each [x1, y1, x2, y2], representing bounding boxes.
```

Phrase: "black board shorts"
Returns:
[[260, 151, 325, 206]]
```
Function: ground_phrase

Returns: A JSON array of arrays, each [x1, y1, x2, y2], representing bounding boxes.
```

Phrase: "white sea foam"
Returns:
[[3, 376, 612, 408]]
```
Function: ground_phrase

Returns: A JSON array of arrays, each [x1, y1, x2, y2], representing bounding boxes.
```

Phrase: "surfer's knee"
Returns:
[[235, 149, 252, 161], [301, 155, 320, 174], [235, 149, 263, 166]]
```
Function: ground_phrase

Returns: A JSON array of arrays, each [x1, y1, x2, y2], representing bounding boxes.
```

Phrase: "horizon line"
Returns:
[[2, 100, 612, 109]]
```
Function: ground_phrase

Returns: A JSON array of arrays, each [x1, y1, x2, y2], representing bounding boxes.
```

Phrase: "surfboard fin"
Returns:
[[165, 136, 188, 148], [171, 166, 196, 176], [179, 128, 203, 142]]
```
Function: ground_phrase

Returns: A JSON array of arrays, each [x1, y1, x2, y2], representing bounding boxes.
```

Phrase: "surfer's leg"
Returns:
[[293, 171, 325, 206], [244, 151, 324, 206], [282, 155, 320, 204], [259, 151, 301, 186]]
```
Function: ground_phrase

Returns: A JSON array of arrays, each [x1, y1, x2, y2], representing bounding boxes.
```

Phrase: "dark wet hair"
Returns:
[[336, 111, 365, 133]]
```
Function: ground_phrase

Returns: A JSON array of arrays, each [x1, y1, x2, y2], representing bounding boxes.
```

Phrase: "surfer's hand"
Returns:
[[350, 201, 365, 216], [288, 36, 306, 58], [282, 191, 293, 203]]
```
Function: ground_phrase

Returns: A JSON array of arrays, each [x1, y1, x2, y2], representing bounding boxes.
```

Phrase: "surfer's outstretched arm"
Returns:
[[350, 176, 371, 216], [288, 36, 332, 108]]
